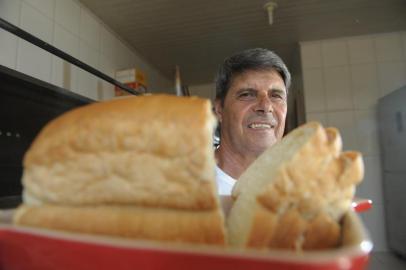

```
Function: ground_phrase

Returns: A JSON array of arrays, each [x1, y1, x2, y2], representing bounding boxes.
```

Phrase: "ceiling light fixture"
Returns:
[[264, 1, 278, 25]]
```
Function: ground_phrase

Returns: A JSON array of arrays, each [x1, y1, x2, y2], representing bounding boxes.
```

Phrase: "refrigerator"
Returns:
[[377, 85, 406, 257]]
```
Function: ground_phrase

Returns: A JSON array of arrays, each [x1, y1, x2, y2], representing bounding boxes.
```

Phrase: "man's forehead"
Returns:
[[230, 69, 286, 91]]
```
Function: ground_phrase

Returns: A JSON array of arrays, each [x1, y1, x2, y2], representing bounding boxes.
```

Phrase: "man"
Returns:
[[214, 48, 291, 195]]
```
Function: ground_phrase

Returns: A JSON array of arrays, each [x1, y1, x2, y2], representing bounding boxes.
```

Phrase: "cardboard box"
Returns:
[[114, 68, 147, 96]]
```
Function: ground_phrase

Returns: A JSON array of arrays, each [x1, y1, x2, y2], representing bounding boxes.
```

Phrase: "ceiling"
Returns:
[[80, 0, 406, 86]]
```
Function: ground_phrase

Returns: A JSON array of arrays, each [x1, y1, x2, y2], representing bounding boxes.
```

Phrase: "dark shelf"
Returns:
[[0, 64, 94, 202]]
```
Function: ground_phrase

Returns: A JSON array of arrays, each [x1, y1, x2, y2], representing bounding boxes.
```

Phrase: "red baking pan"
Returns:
[[0, 199, 373, 270]]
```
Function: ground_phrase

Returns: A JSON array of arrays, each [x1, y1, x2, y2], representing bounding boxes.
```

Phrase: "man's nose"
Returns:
[[254, 95, 273, 114]]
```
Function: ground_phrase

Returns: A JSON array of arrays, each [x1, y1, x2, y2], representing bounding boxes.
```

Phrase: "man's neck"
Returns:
[[215, 145, 258, 180]]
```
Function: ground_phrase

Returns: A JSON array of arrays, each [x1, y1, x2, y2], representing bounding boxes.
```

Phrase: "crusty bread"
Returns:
[[13, 205, 225, 244], [22, 95, 218, 210], [14, 102, 363, 249], [227, 122, 364, 250], [14, 94, 226, 245]]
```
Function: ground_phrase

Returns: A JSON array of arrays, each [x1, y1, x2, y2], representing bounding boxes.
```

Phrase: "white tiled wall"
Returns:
[[189, 82, 216, 101], [0, 30, 18, 68], [377, 61, 406, 97], [17, 40, 53, 82], [375, 33, 403, 62], [55, 0, 80, 36], [53, 23, 79, 58], [303, 68, 326, 112], [0, 0, 171, 100], [350, 64, 380, 110], [347, 36, 375, 65], [0, 0, 20, 25], [321, 39, 348, 67], [20, 2, 53, 43], [324, 66, 353, 111], [300, 31, 406, 251]]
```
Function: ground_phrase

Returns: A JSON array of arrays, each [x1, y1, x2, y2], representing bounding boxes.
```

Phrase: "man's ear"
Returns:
[[214, 99, 223, 123]]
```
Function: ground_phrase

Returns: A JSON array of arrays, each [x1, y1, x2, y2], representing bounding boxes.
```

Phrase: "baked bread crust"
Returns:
[[22, 95, 218, 210], [13, 205, 226, 244], [14, 95, 226, 245], [227, 122, 364, 250]]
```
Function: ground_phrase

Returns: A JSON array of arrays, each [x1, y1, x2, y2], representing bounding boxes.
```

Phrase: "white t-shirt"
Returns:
[[215, 165, 237, 195]]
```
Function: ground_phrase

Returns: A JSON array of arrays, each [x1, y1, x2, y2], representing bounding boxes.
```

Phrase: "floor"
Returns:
[[367, 252, 406, 270]]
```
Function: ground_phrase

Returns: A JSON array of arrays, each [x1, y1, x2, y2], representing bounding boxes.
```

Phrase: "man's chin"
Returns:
[[248, 138, 277, 154]]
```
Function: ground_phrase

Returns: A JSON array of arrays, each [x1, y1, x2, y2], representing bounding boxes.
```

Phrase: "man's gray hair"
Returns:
[[215, 48, 291, 105]]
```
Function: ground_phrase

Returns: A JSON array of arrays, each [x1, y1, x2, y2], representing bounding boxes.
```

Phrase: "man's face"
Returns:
[[215, 69, 287, 156]]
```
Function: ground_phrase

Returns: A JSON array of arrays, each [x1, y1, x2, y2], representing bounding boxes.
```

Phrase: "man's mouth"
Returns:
[[248, 123, 274, 129]]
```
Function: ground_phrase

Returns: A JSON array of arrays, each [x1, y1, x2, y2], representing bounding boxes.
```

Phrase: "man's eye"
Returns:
[[238, 92, 255, 99], [271, 93, 285, 100]]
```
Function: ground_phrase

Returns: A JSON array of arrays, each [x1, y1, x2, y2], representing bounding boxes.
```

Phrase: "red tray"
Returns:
[[352, 198, 373, 213], [0, 206, 372, 270]]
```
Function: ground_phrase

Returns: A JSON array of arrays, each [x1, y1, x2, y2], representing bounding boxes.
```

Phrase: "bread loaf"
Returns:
[[14, 96, 363, 250], [14, 205, 225, 243], [13, 94, 226, 245], [227, 122, 364, 250]]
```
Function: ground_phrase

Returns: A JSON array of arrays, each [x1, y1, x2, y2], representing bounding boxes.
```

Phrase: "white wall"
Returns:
[[300, 31, 406, 251], [189, 82, 215, 101], [0, 0, 171, 100]]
